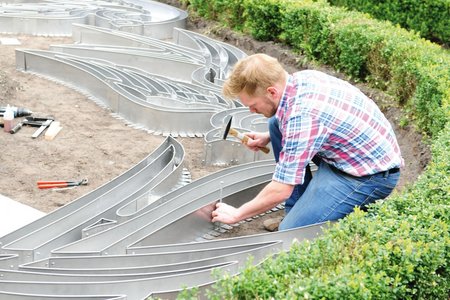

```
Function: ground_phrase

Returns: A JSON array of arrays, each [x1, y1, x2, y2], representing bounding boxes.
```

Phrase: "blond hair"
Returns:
[[223, 54, 286, 99]]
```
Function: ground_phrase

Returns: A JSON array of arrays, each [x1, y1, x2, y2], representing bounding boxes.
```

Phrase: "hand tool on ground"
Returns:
[[222, 115, 270, 154], [9, 116, 54, 137], [0, 106, 33, 117], [37, 178, 88, 190]]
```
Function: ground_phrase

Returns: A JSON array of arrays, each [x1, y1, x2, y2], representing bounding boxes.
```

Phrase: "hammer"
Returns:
[[222, 115, 270, 154]]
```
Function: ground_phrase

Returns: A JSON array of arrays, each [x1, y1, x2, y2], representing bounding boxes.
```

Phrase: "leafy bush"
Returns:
[[178, 0, 450, 298], [182, 0, 246, 29], [326, 0, 450, 46], [280, 0, 450, 137], [245, 0, 285, 41], [280, 1, 339, 65], [184, 0, 450, 137], [203, 125, 450, 299]]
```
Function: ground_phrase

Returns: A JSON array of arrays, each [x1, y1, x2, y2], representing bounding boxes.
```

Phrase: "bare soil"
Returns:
[[0, 5, 430, 237]]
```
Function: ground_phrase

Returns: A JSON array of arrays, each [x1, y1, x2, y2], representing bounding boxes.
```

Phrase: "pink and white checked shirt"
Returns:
[[273, 70, 403, 185]]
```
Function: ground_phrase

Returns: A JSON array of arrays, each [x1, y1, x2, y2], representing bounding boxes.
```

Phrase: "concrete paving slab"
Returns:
[[0, 38, 21, 45], [0, 194, 45, 238]]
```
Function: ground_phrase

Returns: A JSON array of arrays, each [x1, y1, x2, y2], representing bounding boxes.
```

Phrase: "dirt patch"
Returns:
[[0, 4, 430, 237], [0, 35, 161, 212]]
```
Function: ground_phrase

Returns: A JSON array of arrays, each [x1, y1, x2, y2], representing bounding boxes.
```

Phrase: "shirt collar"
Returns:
[[275, 73, 294, 121]]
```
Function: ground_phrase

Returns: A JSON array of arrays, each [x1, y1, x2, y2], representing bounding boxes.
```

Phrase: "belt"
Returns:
[[330, 165, 399, 178], [383, 167, 400, 175]]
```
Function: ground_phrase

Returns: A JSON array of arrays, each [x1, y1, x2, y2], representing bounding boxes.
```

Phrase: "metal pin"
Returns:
[[214, 180, 225, 232], [219, 180, 224, 203]]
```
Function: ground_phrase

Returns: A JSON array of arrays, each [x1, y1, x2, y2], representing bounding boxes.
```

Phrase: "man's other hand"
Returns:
[[211, 202, 239, 224]]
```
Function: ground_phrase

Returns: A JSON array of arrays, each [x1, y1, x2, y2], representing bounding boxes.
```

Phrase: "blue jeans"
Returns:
[[268, 117, 400, 230]]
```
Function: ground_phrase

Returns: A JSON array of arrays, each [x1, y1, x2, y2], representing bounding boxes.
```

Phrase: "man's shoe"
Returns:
[[263, 217, 283, 232]]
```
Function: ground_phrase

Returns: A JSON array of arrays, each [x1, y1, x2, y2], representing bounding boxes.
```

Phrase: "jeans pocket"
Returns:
[[361, 187, 392, 207], [371, 172, 400, 190]]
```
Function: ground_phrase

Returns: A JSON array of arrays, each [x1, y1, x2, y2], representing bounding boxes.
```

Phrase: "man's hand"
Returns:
[[244, 131, 270, 152], [211, 180, 294, 225], [211, 202, 240, 224]]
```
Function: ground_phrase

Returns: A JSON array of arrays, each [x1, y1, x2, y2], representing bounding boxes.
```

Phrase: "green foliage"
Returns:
[[205, 125, 450, 299], [184, 0, 450, 137], [282, 1, 450, 136], [326, 0, 450, 46], [175, 285, 200, 299], [213, 0, 248, 30], [331, 16, 385, 81], [183, 0, 215, 19], [180, 0, 450, 298], [280, 1, 339, 65], [182, 0, 247, 30], [245, 0, 285, 41]]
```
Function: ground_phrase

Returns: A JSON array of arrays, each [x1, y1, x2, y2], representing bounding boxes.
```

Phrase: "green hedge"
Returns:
[[203, 124, 450, 299], [179, 0, 450, 298], [183, 0, 450, 138], [326, 0, 450, 46], [276, 0, 450, 136]]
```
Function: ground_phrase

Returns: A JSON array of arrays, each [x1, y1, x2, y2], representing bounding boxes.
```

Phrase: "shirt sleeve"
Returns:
[[273, 114, 328, 185]]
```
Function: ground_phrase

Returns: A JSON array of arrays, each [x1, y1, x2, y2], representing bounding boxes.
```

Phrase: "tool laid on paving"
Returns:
[[222, 115, 270, 154], [9, 115, 54, 138], [37, 178, 88, 190]]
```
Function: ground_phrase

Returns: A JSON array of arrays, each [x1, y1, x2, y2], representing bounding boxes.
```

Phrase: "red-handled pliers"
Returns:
[[37, 178, 88, 189]]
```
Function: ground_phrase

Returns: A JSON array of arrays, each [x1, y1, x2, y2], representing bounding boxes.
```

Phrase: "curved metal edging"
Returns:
[[1, 7, 332, 297], [0, 262, 239, 299], [204, 109, 273, 166], [8, 242, 284, 298], [0, 0, 187, 39], [72, 24, 204, 62], [0, 137, 176, 247], [0, 140, 326, 299], [21, 242, 280, 274], [1, 137, 185, 264], [49, 161, 275, 256], [0, 292, 125, 300], [49, 44, 204, 82], [16, 49, 220, 136]]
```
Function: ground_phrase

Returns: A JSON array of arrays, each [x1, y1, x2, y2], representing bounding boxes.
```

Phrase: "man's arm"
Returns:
[[211, 180, 294, 224]]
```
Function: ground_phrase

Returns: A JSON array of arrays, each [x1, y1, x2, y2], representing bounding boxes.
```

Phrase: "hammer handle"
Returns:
[[229, 128, 270, 154]]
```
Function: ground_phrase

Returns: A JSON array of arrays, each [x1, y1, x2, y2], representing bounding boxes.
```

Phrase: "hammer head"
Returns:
[[222, 115, 233, 140]]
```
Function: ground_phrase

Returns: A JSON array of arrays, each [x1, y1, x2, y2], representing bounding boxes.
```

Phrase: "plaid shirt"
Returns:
[[273, 70, 403, 185]]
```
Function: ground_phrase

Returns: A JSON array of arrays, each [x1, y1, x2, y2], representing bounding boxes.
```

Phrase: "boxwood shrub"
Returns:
[[326, 0, 450, 46], [183, 0, 450, 137], [178, 0, 450, 298], [206, 125, 450, 299]]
